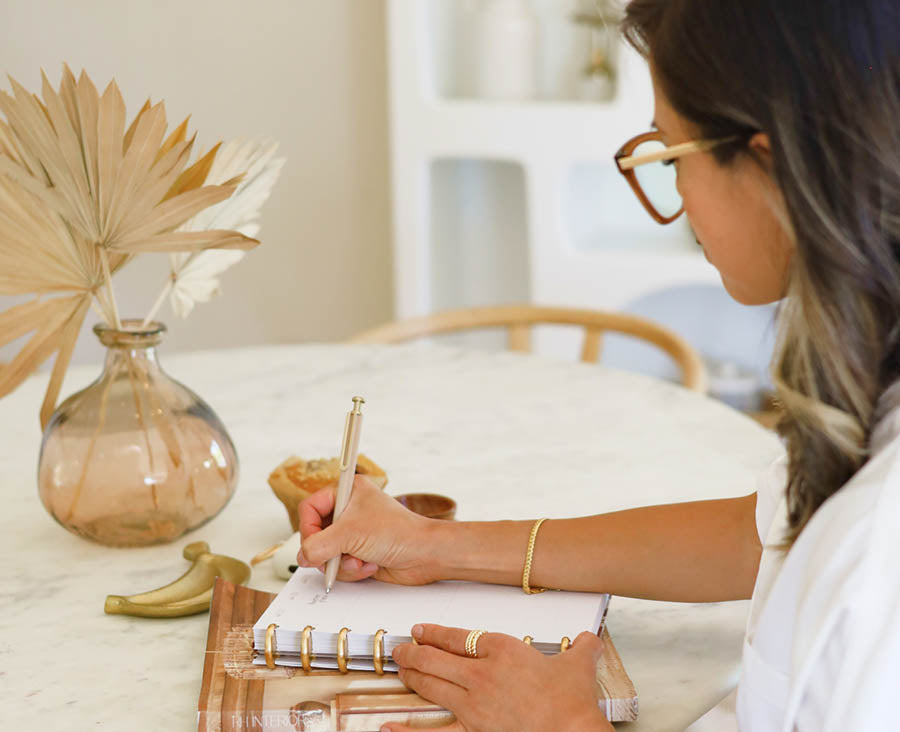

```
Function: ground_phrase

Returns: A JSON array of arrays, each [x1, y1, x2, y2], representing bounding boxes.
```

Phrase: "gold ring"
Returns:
[[373, 629, 387, 675], [465, 629, 487, 658], [300, 625, 315, 673], [264, 623, 278, 669], [337, 627, 351, 673]]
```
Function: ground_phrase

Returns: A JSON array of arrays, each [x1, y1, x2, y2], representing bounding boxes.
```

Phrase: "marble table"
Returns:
[[0, 342, 782, 731]]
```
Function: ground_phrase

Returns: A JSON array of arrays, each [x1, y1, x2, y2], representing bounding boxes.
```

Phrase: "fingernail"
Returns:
[[341, 557, 357, 571], [362, 562, 378, 573], [411, 624, 423, 639]]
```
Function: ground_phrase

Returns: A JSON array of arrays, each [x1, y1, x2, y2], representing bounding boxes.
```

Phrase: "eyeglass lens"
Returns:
[[630, 139, 682, 219]]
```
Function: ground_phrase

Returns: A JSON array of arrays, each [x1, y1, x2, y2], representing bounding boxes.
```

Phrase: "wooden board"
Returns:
[[198, 578, 638, 730]]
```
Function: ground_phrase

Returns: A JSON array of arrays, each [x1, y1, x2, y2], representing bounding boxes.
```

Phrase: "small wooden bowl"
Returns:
[[394, 493, 457, 520]]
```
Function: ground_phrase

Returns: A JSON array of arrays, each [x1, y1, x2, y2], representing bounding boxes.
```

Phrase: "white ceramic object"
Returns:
[[272, 531, 302, 580], [473, 0, 539, 100]]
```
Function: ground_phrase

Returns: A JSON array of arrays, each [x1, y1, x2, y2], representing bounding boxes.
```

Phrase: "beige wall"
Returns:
[[0, 0, 393, 367]]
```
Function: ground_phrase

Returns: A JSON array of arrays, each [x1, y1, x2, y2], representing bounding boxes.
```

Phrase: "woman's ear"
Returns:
[[748, 132, 774, 171]]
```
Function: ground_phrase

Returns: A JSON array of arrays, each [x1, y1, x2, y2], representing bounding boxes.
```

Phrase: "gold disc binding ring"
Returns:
[[373, 629, 387, 675], [560, 636, 571, 653], [300, 625, 315, 673], [465, 629, 488, 658], [264, 623, 278, 669], [337, 627, 351, 673]]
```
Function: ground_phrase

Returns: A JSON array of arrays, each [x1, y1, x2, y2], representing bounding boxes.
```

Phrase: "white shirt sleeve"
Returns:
[[755, 452, 788, 544]]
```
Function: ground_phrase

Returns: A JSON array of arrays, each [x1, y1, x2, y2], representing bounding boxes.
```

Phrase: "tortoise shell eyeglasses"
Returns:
[[614, 131, 739, 224]]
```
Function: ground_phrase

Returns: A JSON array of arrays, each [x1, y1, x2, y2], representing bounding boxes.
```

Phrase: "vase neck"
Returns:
[[94, 320, 167, 376]]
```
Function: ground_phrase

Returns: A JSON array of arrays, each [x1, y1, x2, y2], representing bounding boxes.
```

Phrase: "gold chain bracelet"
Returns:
[[522, 518, 548, 594]]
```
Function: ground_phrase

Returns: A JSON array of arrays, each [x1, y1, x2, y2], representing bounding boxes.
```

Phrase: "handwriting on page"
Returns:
[[308, 593, 329, 605]]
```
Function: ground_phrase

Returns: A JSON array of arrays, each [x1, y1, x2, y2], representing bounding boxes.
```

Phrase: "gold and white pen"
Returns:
[[324, 395, 365, 593]]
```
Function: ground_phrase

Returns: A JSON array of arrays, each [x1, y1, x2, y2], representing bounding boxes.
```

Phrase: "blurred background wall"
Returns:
[[0, 0, 777, 410], [0, 0, 394, 366]]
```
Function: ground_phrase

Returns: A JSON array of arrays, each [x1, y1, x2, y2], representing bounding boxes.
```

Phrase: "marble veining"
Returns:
[[0, 342, 781, 730]]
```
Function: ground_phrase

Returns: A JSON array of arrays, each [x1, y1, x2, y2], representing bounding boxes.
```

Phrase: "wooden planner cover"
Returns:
[[198, 578, 638, 730]]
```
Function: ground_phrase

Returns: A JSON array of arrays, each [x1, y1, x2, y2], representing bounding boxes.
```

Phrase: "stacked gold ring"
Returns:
[[464, 629, 488, 658]]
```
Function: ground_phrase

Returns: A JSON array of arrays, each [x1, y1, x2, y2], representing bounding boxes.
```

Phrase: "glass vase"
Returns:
[[37, 320, 239, 547]]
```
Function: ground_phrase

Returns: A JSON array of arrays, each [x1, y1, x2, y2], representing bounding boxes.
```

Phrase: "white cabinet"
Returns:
[[387, 0, 758, 371]]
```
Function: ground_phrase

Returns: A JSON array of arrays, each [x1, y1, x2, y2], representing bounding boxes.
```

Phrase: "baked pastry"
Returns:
[[268, 454, 388, 531]]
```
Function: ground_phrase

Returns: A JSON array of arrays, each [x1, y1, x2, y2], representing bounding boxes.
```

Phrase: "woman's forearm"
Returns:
[[425, 493, 762, 602]]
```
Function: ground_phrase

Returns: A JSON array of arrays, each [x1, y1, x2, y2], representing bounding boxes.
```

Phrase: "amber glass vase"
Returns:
[[37, 320, 238, 546]]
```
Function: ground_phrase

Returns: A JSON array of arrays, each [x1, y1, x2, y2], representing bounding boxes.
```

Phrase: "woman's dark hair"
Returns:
[[622, 0, 900, 548]]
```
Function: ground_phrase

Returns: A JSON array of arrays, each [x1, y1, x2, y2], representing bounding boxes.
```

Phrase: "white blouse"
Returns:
[[686, 405, 900, 731]]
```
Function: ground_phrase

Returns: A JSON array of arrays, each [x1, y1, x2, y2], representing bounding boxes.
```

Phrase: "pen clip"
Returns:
[[339, 396, 365, 471], [340, 412, 353, 470]]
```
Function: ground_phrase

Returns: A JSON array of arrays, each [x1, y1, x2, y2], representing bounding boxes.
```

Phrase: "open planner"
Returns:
[[252, 567, 611, 673]]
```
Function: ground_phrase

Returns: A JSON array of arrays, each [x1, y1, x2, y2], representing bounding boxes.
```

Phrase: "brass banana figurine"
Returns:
[[104, 541, 251, 618]]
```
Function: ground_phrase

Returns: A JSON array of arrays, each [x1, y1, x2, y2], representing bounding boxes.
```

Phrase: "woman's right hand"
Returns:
[[296, 474, 446, 586]]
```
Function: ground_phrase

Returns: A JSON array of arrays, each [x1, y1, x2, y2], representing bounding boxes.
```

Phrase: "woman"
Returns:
[[297, 1, 900, 729]]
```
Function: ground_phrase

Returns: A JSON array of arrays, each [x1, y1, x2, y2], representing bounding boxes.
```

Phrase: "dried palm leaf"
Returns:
[[168, 249, 246, 319], [143, 139, 284, 322], [39, 295, 92, 430], [0, 294, 90, 402], [0, 66, 274, 428]]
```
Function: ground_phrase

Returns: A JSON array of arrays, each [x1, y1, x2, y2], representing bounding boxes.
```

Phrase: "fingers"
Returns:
[[397, 667, 467, 712], [297, 487, 347, 567], [392, 641, 474, 689], [352, 472, 377, 491], [297, 487, 335, 541], [570, 630, 605, 662], [551, 630, 605, 682], [411, 623, 502, 658], [335, 556, 379, 582], [296, 554, 379, 583], [296, 527, 340, 568]]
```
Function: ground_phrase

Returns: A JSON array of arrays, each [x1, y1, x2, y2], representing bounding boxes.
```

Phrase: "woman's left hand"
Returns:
[[384, 624, 614, 732]]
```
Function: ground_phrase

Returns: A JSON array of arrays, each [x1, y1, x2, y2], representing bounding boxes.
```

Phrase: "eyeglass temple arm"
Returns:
[[616, 139, 723, 170]]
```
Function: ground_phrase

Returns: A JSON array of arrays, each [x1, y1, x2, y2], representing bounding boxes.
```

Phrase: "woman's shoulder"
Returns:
[[787, 436, 900, 669], [784, 441, 900, 729]]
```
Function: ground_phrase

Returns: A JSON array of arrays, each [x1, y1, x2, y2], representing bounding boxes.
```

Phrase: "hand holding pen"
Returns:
[[323, 395, 365, 593]]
